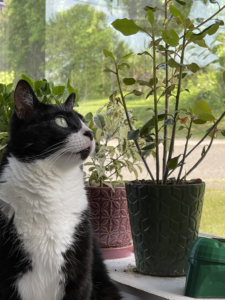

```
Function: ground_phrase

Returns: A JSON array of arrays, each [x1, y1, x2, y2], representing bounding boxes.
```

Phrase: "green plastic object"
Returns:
[[185, 237, 225, 298]]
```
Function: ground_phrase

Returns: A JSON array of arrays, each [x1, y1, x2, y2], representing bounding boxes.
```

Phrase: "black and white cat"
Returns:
[[0, 80, 122, 300]]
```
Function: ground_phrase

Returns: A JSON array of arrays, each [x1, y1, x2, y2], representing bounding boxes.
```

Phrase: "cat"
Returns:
[[0, 79, 122, 300]]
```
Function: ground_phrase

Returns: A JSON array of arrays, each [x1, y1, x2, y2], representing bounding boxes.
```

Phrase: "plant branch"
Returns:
[[168, 111, 225, 177], [180, 134, 214, 181], [163, 0, 169, 179], [197, 5, 225, 28], [176, 119, 193, 184], [163, 29, 187, 184], [152, 31, 160, 184], [115, 62, 156, 183]]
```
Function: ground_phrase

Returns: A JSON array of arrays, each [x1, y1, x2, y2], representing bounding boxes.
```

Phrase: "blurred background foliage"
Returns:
[[0, 0, 225, 115]]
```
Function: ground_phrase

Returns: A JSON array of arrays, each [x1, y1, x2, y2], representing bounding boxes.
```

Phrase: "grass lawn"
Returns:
[[200, 187, 225, 237], [77, 98, 225, 139]]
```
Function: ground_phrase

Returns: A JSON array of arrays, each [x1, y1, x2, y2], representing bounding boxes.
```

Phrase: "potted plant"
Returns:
[[0, 74, 79, 160], [102, 1, 225, 276], [84, 96, 142, 259]]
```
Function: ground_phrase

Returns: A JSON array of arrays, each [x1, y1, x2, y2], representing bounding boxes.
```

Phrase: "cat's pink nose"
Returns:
[[84, 130, 94, 141]]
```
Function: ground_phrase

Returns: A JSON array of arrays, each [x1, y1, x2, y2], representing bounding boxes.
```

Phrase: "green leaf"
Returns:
[[169, 5, 185, 24], [193, 119, 207, 124], [164, 119, 174, 125], [221, 130, 225, 137], [141, 116, 155, 132], [137, 80, 151, 87], [0, 84, 5, 94], [186, 63, 200, 73], [118, 63, 130, 70], [193, 100, 212, 116], [104, 68, 115, 73], [132, 90, 144, 96], [168, 58, 186, 68], [103, 49, 115, 61], [175, 0, 186, 5], [149, 77, 158, 86], [6, 83, 14, 93], [157, 64, 167, 70], [198, 113, 215, 121], [167, 155, 181, 170], [189, 23, 220, 43], [210, 0, 219, 4], [85, 112, 93, 122], [21, 74, 34, 87], [173, 72, 188, 79], [142, 143, 156, 151], [127, 129, 140, 140], [178, 126, 185, 131], [145, 10, 154, 27], [144, 6, 161, 12], [93, 114, 106, 130], [119, 52, 133, 60], [111, 18, 146, 36], [223, 71, 225, 83], [137, 51, 152, 57], [52, 85, 65, 96], [161, 29, 179, 47], [123, 78, 136, 85], [193, 39, 208, 48]]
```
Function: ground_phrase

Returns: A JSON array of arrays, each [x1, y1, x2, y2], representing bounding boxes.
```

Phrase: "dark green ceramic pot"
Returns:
[[125, 182, 205, 277]]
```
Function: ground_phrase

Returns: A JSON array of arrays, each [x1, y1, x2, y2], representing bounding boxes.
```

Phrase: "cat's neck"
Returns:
[[0, 155, 88, 220]]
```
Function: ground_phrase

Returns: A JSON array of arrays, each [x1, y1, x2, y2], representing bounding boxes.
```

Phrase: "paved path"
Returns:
[[85, 139, 225, 187]]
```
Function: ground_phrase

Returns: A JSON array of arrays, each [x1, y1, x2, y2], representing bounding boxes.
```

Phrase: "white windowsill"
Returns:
[[105, 233, 225, 300]]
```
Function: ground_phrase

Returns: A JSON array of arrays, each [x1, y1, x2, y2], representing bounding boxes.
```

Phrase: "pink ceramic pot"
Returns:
[[86, 186, 133, 259]]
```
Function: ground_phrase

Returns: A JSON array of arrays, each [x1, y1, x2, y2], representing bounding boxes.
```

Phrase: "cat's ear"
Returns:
[[14, 80, 39, 122], [64, 93, 76, 110]]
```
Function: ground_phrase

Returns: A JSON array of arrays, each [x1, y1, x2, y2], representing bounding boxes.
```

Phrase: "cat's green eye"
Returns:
[[55, 117, 68, 128]]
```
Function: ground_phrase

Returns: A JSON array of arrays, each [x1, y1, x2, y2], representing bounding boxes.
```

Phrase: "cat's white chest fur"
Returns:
[[0, 156, 88, 300]]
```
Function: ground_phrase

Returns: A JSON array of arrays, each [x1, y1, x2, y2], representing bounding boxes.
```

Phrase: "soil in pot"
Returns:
[[125, 181, 205, 276], [86, 186, 133, 259]]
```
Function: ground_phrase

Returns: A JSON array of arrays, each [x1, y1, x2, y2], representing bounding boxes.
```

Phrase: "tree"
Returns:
[[45, 4, 130, 99], [0, 0, 45, 82]]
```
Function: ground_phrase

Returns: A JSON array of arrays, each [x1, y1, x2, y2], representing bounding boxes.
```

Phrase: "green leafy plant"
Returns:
[[84, 94, 142, 189], [102, 0, 225, 185], [0, 74, 79, 160]]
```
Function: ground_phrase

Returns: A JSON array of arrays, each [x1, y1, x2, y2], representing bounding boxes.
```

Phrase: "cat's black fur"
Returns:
[[0, 80, 122, 300]]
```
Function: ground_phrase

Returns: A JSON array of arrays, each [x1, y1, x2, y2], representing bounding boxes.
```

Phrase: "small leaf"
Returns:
[[93, 114, 106, 130], [145, 10, 154, 27], [157, 64, 167, 70], [84, 112, 93, 122], [168, 58, 186, 68], [149, 77, 158, 86], [144, 6, 161, 12], [137, 80, 151, 87], [118, 63, 130, 70], [104, 68, 115, 73], [167, 155, 181, 170], [193, 119, 207, 124], [161, 29, 179, 47], [223, 71, 225, 83], [103, 49, 115, 61], [175, 0, 186, 5], [193, 100, 212, 115], [123, 78, 136, 85], [210, 0, 219, 4], [221, 130, 225, 137], [193, 39, 208, 48], [111, 18, 146, 36], [201, 145, 208, 157], [164, 119, 174, 125], [169, 5, 185, 24], [132, 89, 144, 96], [119, 52, 134, 60], [186, 63, 200, 73], [142, 143, 156, 151], [173, 72, 188, 79], [127, 129, 140, 140], [178, 126, 185, 131], [21, 74, 34, 87], [137, 51, 152, 57], [198, 113, 215, 121]]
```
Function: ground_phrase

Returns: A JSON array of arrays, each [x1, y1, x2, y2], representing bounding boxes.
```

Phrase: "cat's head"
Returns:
[[7, 80, 95, 168]]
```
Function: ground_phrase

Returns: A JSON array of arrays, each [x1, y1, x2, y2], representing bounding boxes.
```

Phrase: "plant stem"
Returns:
[[163, 29, 187, 184], [115, 63, 156, 183], [168, 111, 225, 177], [152, 32, 160, 184], [163, 0, 169, 182], [176, 119, 193, 184], [180, 134, 214, 181], [197, 5, 225, 28]]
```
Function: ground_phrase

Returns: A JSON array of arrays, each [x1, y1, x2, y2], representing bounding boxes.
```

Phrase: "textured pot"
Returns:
[[86, 186, 133, 259], [125, 182, 205, 276]]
